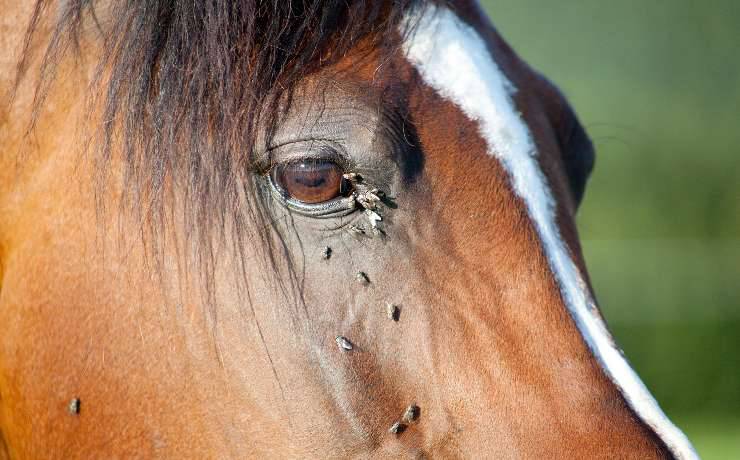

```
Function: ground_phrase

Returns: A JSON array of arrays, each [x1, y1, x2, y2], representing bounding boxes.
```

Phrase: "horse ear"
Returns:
[[560, 114, 595, 208], [536, 76, 595, 209]]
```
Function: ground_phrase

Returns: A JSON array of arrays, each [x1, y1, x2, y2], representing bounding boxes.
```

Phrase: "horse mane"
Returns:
[[17, 0, 427, 311]]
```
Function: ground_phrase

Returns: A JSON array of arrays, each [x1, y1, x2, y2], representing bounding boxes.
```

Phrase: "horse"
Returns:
[[0, 0, 698, 458]]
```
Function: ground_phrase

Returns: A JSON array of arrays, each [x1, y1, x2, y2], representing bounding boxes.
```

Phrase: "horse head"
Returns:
[[0, 0, 696, 457]]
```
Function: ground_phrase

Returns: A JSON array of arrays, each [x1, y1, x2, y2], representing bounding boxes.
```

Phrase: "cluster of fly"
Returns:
[[329, 173, 421, 438], [343, 173, 386, 237]]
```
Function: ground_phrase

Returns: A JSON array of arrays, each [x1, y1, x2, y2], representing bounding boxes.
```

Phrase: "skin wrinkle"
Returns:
[[0, 0, 691, 458]]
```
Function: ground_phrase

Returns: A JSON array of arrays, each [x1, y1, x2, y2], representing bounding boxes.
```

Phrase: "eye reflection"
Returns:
[[272, 159, 349, 204]]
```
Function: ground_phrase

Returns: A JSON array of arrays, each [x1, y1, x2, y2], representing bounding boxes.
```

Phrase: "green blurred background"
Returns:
[[481, 1, 740, 458]]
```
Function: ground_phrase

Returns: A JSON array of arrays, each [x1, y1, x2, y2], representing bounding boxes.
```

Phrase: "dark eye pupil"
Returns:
[[272, 159, 346, 204], [293, 170, 326, 188]]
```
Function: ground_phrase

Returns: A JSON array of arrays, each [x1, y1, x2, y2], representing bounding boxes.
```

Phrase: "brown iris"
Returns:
[[272, 159, 347, 204]]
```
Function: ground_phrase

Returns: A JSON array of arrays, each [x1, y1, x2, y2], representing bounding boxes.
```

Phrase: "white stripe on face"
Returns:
[[400, 5, 697, 459]]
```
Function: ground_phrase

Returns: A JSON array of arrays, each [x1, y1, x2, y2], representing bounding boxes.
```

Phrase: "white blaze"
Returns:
[[401, 5, 698, 459]]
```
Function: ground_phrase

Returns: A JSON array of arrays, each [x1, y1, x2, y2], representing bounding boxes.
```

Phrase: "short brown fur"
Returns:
[[0, 0, 675, 457]]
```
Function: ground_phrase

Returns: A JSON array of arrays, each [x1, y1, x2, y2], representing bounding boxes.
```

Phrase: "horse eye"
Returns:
[[271, 159, 349, 204]]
